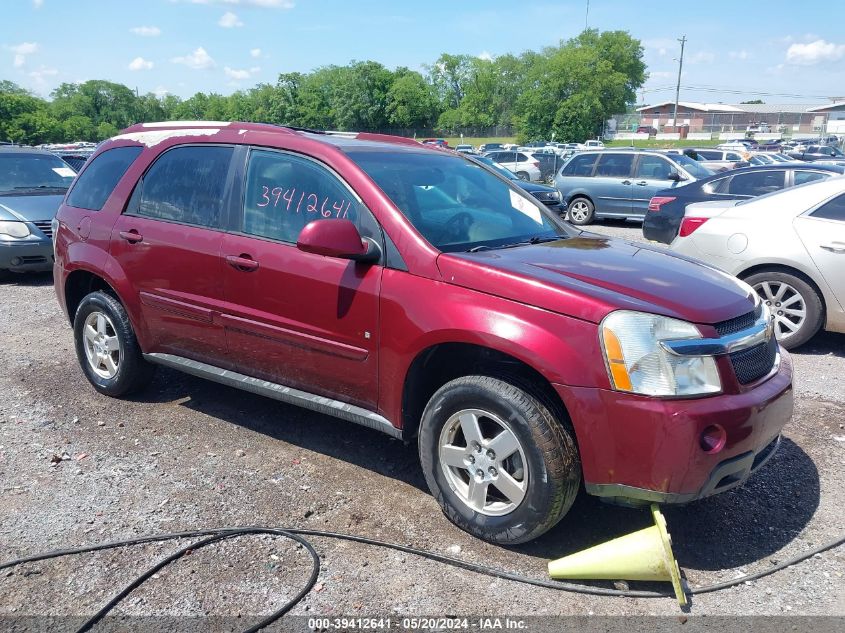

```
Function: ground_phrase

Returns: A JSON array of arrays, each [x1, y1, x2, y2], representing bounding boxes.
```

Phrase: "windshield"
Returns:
[[0, 153, 75, 194], [347, 150, 568, 253], [671, 154, 713, 179]]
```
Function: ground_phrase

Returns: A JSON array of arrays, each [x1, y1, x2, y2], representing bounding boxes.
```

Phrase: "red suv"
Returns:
[[53, 122, 793, 544]]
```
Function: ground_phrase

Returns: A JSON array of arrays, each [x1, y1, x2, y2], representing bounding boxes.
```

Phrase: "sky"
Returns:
[[3, 0, 845, 106]]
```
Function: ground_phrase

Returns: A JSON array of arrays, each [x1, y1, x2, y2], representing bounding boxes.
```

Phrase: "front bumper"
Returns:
[[0, 238, 54, 273], [556, 350, 793, 506]]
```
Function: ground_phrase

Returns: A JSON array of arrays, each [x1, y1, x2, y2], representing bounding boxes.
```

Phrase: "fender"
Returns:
[[377, 268, 609, 428]]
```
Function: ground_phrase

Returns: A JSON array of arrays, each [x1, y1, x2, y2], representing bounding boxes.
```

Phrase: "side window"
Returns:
[[810, 194, 845, 221], [726, 152, 743, 161], [516, 153, 529, 162], [242, 149, 374, 244], [726, 171, 785, 197], [696, 150, 720, 160], [634, 155, 672, 180], [562, 153, 598, 177], [793, 171, 829, 186], [594, 154, 634, 178], [133, 145, 232, 228], [66, 146, 142, 211]]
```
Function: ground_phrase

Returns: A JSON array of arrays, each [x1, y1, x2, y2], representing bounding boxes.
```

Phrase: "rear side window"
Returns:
[[562, 153, 598, 177], [594, 154, 634, 178], [242, 149, 372, 244], [696, 150, 720, 160], [793, 171, 829, 186], [135, 145, 233, 228], [66, 146, 142, 211], [811, 194, 845, 221]]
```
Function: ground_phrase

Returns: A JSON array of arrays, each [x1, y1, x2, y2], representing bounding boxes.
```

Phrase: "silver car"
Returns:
[[554, 149, 712, 225], [669, 176, 845, 349]]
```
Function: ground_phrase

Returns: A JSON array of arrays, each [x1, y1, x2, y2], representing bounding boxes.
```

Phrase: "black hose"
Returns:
[[1, 525, 842, 632]]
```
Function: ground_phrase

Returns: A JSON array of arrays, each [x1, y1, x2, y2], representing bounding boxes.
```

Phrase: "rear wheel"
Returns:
[[744, 270, 824, 349], [73, 291, 154, 396], [567, 197, 595, 225], [516, 171, 530, 181], [419, 375, 581, 544]]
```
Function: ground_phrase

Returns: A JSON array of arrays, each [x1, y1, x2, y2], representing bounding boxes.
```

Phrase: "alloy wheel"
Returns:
[[82, 311, 122, 379], [569, 200, 590, 223], [438, 408, 528, 516], [754, 280, 807, 342]]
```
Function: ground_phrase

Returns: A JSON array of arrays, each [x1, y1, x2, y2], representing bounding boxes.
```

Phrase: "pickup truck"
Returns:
[[786, 145, 845, 163]]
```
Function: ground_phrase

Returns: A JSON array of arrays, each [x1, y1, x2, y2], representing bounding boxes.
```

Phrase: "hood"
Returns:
[[685, 199, 741, 217], [0, 193, 65, 222], [437, 234, 755, 325], [515, 180, 556, 194]]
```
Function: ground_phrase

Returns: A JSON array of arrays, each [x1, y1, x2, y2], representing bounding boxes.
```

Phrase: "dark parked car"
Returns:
[[470, 155, 567, 215], [786, 145, 845, 163], [0, 147, 76, 278], [478, 142, 503, 153], [530, 151, 563, 182], [53, 121, 792, 544], [52, 150, 93, 173], [642, 163, 845, 244]]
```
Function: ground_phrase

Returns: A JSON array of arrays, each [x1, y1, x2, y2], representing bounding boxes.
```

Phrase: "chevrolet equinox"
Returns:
[[53, 122, 793, 544]]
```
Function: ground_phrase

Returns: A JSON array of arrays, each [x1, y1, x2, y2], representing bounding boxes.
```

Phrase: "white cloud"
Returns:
[[477, 51, 493, 61], [7, 42, 38, 68], [786, 39, 845, 65], [28, 65, 58, 90], [649, 71, 673, 80], [33, 0, 44, 8], [130, 26, 161, 37], [128, 57, 154, 71], [171, 47, 216, 69], [224, 65, 260, 80], [688, 51, 716, 64], [218, 11, 244, 27], [174, 0, 294, 7], [153, 86, 170, 97], [250, 47, 262, 58], [729, 50, 750, 60]]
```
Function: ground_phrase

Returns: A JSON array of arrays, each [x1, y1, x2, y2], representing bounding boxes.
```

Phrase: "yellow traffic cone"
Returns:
[[548, 504, 687, 606]]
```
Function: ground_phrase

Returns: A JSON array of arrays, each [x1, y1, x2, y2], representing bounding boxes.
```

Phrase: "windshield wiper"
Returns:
[[467, 235, 560, 253]]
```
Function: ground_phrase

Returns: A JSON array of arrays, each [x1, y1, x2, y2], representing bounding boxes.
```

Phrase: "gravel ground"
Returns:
[[1, 223, 843, 627]]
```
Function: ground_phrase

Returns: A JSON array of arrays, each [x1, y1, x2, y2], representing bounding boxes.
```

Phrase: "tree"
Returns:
[[386, 68, 439, 128]]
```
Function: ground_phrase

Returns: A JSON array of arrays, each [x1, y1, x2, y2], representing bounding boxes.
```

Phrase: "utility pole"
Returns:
[[672, 36, 687, 131], [585, 0, 590, 30]]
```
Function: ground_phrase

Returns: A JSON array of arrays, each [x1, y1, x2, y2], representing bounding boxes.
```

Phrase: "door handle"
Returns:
[[621, 180, 632, 185], [225, 254, 260, 271], [635, 181, 649, 186], [119, 230, 143, 243], [820, 244, 845, 254]]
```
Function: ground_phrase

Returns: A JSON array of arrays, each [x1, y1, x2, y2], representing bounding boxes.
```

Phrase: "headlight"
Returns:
[[0, 221, 31, 239], [600, 311, 721, 397], [533, 190, 560, 202]]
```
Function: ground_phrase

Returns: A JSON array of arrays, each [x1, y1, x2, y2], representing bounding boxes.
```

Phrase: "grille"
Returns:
[[729, 335, 778, 385], [715, 303, 762, 336], [32, 221, 53, 238]]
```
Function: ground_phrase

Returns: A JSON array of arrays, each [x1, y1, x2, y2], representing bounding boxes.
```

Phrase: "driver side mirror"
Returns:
[[667, 169, 685, 182], [297, 219, 381, 264]]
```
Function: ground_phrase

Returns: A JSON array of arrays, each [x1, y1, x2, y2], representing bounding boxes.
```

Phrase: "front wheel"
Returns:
[[516, 171, 530, 181], [744, 271, 823, 350], [419, 376, 581, 544], [567, 197, 595, 225]]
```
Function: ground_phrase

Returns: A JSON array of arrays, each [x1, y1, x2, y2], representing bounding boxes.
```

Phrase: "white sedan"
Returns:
[[669, 176, 845, 349]]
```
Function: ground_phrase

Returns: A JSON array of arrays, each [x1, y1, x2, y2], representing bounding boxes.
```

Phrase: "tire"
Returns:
[[73, 291, 154, 396], [567, 197, 595, 225], [516, 171, 530, 181], [743, 270, 824, 350], [418, 375, 581, 544]]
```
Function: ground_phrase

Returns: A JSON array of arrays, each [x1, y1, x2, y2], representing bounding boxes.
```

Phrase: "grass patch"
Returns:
[[606, 138, 723, 148]]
